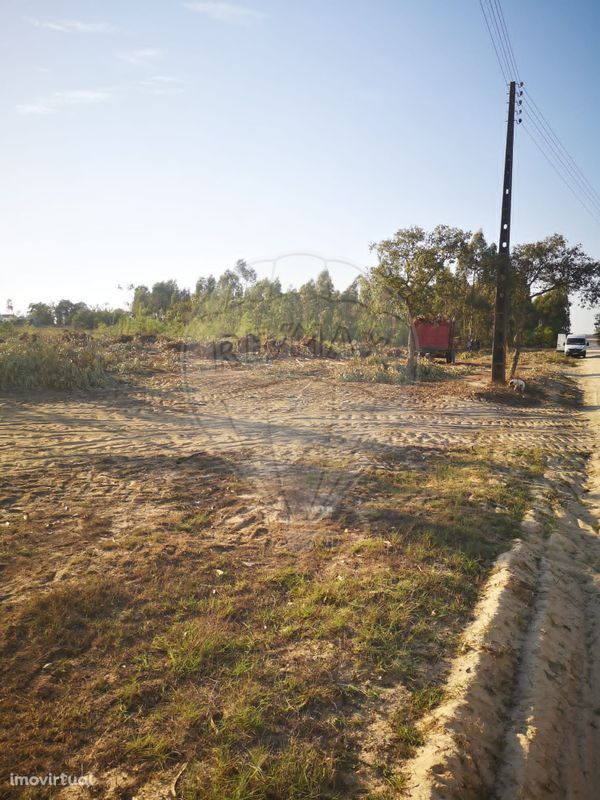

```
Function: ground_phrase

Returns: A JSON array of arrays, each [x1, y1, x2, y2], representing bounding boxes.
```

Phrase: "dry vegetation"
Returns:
[[0, 334, 115, 391], [0, 333, 582, 798]]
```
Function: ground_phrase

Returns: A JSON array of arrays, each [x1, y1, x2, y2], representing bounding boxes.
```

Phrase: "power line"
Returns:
[[525, 89, 600, 208], [479, 0, 509, 83], [522, 122, 600, 226], [479, 0, 600, 228], [491, 0, 521, 83], [486, 0, 514, 80], [523, 119, 600, 225], [480, 0, 520, 84], [523, 105, 600, 216]]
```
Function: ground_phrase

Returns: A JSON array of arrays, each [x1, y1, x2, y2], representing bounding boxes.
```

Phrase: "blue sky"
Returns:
[[1, 0, 599, 331]]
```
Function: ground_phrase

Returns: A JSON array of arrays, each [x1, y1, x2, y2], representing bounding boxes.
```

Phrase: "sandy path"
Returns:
[[405, 339, 600, 799], [581, 338, 600, 510]]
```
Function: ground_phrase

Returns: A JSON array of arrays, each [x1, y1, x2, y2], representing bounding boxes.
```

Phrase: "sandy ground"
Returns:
[[0, 357, 585, 614], [405, 339, 600, 799], [0, 350, 597, 798], [1, 356, 585, 536]]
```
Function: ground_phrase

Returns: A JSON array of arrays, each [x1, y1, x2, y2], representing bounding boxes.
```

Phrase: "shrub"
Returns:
[[340, 356, 471, 384], [0, 335, 115, 390]]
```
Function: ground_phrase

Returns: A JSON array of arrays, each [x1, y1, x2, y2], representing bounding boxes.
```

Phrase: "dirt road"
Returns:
[[581, 337, 600, 515]]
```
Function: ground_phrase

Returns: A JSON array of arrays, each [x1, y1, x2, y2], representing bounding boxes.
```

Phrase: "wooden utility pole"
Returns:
[[491, 80, 517, 384]]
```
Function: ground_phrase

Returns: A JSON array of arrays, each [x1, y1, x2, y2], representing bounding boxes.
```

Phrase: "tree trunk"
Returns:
[[509, 330, 521, 380], [407, 317, 417, 382]]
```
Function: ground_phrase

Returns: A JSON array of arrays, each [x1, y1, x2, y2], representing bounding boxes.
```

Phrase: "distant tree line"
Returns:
[[21, 231, 596, 361], [26, 300, 127, 330]]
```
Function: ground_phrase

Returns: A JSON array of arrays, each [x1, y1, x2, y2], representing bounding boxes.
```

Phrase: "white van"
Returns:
[[564, 334, 589, 358], [556, 333, 567, 351]]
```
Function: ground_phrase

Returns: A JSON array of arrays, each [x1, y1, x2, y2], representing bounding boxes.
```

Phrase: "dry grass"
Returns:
[[14, 577, 126, 640], [0, 442, 547, 797], [0, 345, 574, 799], [339, 355, 473, 384], [0, 334, 114, 390]]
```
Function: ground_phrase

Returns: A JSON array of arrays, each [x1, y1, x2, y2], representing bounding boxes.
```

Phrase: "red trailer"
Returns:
[[413, 318, 456, 363]]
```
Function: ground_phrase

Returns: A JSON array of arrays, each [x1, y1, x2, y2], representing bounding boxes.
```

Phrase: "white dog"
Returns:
[[509, 378, 525, 393]]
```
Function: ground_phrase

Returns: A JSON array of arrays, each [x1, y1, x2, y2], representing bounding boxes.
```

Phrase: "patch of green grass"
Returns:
[[374, 770, 409, 798], [116, 677, 167, 716], [266, 567, 309, 591], [352, 570, 476, 668], [521, 349, 574, 366], [358, 450, 540, 563], [411, 685, 446, 713], [176, 511, 212, 531], [153, 618, 252, 676], [179, 741, 340, 800], [125, 732, 179, 766], [456, 349, 491, 361], [351, 537, 387, 555], [392, 722, 424, 749], [267, 561, 477, 672], [389, 684, 445, 756], [508, 446, 547, 475], [222, 699, 265, 738], [98, 538, 118, 551]]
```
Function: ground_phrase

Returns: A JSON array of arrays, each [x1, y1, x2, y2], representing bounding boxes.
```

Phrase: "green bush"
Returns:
[[0, 336, 115, 390], [340, 356, 471, 384]]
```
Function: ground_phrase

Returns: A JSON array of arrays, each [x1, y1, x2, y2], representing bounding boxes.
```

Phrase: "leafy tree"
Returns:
[[55, 299, 89, 326], [452, 231, 497, 344], [132, 281, 189, 320], [509, 235, 600, 376], [27, 302, 55, 326], [240, 278, 283, 335], [235, 259, 257, 286], [131, 286, 151, 317], [532, 289, 570, 347], [369, 225, 470, 379], [20, 232, 593, 356], [71, 306, 97, 330], [194, 275, 216, 299]]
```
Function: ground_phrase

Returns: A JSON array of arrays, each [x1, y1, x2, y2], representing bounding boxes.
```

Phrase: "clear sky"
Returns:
[[1, 0, 599, 331]]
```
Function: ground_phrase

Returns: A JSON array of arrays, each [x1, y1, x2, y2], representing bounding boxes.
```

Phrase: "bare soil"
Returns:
[[0, 343, 595, 799]]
